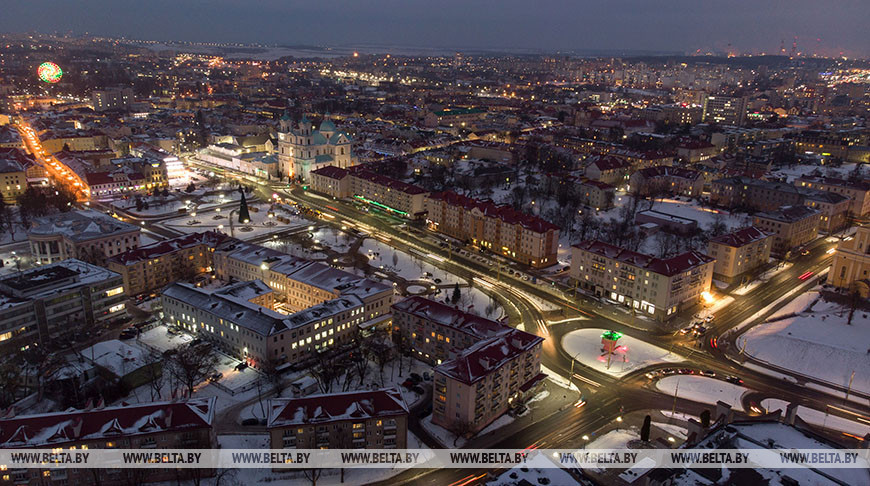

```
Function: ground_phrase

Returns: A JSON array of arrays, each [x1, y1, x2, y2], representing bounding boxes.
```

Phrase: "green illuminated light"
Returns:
[[353, 195, 408, 216], [601, 330, 622, 341]]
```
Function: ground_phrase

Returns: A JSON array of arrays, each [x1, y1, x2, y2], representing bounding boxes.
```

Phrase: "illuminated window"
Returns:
[[105, 287, 124, 297]]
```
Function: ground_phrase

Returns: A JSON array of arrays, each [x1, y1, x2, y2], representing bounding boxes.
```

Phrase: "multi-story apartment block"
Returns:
[[391, 296, 513, 366], [91, 86, 134, 112], [828, 225, 870, 291], [752, 206, 821, 256], [801, 189, 851, 233], [795, 175, 870, 216], [108, 231, 233, 296], [28, 209, 141, 265], [0, 398, 215, 485], [432, 328, 544, 434], [309, 165, 429, 218], [576, 179, 616, 210], [213, 241, 393, 320], [425, 191, 559, 268], [310, 165, 351, 198], [0, 259, 126, 350], [268, 389, 408, 452], [570, 241, 714, 321], [583, 155, 632, 185], [163, 279, 373, 368], [0, 157, 25, 204], [629, 166, 705, 197], [702, 95, 748, 126], [707, 227, 772, 282], [675, 139, 719, 163], [277, 115, 352, 181], [710, 177, 804, 211]]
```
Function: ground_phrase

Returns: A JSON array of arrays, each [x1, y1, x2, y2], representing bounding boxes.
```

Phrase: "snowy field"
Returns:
[[738, 295, 870, 395], [137, 325, 192, 352], [656, 375, 748, 411], [562, 328, 684, 377], [312, 227, 355, 252], [359, 237, 461, 285], [760, 399, 870, 437]]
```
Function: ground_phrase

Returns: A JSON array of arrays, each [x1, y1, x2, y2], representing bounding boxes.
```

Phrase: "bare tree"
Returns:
[[449, 419, 475, 446], [311, 352, 340, 394], [0, 361, 24, 407], [302, 468, 322, 486], [141, 352, 165, 402], [261, 356, 287, 397], [167, 343, 218, 397]]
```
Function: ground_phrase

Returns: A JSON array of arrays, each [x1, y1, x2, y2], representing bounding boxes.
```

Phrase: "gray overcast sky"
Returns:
[[2, 0, 868, 57]]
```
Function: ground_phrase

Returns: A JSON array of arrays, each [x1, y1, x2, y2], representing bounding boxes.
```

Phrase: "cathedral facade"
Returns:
[[277, 114, 353, 181]]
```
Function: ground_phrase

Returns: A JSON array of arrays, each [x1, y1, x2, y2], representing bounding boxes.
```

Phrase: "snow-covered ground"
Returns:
[[137, 325, 192, 352], [312, 227, 355, 253], [582, 428, 641, 473], [420, 414, 515, 448], [732, 262, 794, 296], [158, 201, 309, 240], [359, 237, 460, 285], [761, 399, 870, 437], [487, 454, 578, 486], [655, 375, 748, 411], [763, 289, 818, 319], [737, 295, 870, 395], [217, 432, 432, 486], [562, 328, 684, 377]]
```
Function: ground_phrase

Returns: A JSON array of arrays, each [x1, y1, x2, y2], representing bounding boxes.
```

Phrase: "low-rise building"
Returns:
[[752, 206, 821, 256], [636, 210, 698, 234], [347, 167, 429, 219], [710, 177, 804, 212], [0, 398, 215, 485], [570, 241, 714, 321], [583, 155, 632, 186], [795, 175, 870, 216], [391, 296, 512, 366], [800, 189, 850, 233], [629, 166, 705, 197], [108, 231, 233, 296], [163, 279, 371, 368], [432, 328, 544, 434], [576, 179, 616, 210], [707, 227, 772, 282], [268, 389, 408, 451], [310, 165, 351, 198], [675, 139, 719, 163], [425, 191, 559, 268], [0, 259, 126, 350], [28, 209, 140, 265]]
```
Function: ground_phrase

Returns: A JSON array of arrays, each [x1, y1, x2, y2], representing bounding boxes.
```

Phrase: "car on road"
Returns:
[[661, 368, 678, 375], [235, 362, 248, 371], [679, 325, 694, 335], [693, 325, 708, 336], [700, 370, 717, 377], [209, 373, 223, 382], [725, 375, 744, 385], [801, 249, 811, 256], [704, 315, 714, 323], [119, 328, 137, 340], [678, 368, 696, 375], [645, 371, 660, 380]]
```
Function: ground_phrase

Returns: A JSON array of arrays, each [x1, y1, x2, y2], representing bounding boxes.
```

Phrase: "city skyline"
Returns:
[[1, 0, 869, 58]]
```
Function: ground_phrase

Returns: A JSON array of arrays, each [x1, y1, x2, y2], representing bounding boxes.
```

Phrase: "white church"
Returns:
[[277, 113, 353, 181]]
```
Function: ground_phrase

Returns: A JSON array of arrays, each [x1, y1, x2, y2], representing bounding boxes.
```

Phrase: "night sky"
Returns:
[[2, 0, 868, 57]]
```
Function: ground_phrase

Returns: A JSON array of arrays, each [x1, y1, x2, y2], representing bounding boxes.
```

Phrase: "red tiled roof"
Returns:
[[428, 191, 559, 233], [0, 398, 215, 448], [349, 168, 427, 195], [573, 240, 714, 277], [636, 165, 702, 181], [84, 172, 117, 186], [708, 226, 771, 248], [392, 296, 510, 340], [587, 155, 630, 171], [267, 388, 407, 427], [435, 329, 543, 385], [109, 231, 231, 266], [311, 165, 349, 180]]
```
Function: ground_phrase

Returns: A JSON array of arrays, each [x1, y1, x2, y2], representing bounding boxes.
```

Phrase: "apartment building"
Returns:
[[0, 398, 215, 485], [310, 165, 351, 198], [675, 139, 719, 163], [268, 389, 408, 452], [828, 225, 870, 291], [432, 328, 544, 434], [213, 241, 393, 322], [801, 190, 851, 233], [707, 227, 772, 282], [583, 155, 632, 185], [702, 95, 748, 126], [0, 259, 126, 351], [576, 179, 616, 210], [0, 157, 26, 204], [795, 175, 870, 216], [629, 166, 705, 197], [309, 165, 429, 218], [91, 86, 134, 112], [570, 241, 714, 321], [391, 296, 513, 366], [752, 206, 821, 256], [425, 191, 559, 268], [108, 231, 233, 296], [28, 209, 141, 265], [710, 177, 804, 211]]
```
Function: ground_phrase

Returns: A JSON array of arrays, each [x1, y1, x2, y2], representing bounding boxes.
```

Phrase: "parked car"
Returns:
[[235, 362, 248, 371], [679, 325, 694, 335], [119, 328, 137, 340], [411, 385, 425, 395], [209, 373, 223, 382], [700, 370, 717, 377], [423, 371, 431, 381], [410, 373, 422, 382], [725, 375, 744, 385], [401, 379, 414, 390], [241, 418, 259, 426], [678, 368, 696, 375], [661, 368, 678, 375]]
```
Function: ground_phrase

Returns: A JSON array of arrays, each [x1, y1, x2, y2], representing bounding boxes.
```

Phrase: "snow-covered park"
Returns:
[[360, 237, 460, 285], [158, 201, 309, 240], [561, 328, 684, 377], [737, 294, 870, 396], [656, 375, 748, 411]]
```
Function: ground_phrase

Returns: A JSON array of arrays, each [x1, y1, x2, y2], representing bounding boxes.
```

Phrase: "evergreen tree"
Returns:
[[238, 192, 251, 223], [640, 415, 651, 442], [451, 283, 461, 304]]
